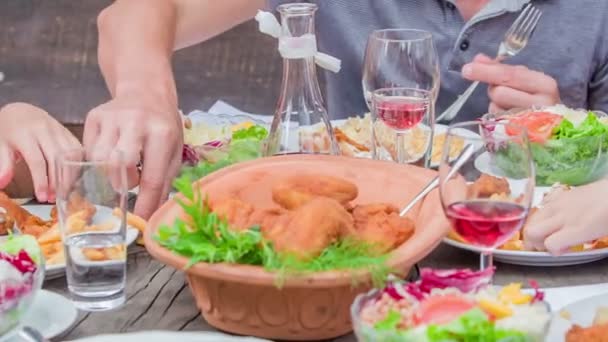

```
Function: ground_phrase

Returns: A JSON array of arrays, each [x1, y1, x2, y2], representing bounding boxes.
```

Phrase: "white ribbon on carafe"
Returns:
[[254, 10, 342, 73]]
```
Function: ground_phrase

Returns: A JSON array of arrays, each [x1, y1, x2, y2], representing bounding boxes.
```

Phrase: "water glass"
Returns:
[[55, 148, 128, 311]]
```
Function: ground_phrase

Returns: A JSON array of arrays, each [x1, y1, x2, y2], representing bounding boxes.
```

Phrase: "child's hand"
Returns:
[[0, 103, 81, 202]]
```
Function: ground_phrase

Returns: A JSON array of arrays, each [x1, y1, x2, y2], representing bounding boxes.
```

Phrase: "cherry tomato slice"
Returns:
[[505, 111, 563, 144]]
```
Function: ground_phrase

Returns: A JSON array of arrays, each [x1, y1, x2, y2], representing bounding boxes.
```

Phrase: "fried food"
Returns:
[[272, 174, 358, 210], [467, 174, 511, 199], [211, 198, 285, 233], [348, 204, 415, 253], [265, 197, 354, 260], [65, 192, 96, 222], [0, 208, 14, 235], [566, 323, 608, 342], [113, 208, 147, 244]]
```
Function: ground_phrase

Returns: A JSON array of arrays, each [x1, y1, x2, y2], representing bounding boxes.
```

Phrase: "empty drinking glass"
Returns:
[[55, 148, 128, 311]]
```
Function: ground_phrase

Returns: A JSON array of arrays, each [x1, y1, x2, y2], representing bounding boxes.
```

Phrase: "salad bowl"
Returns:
[[0, 236, 44, 339], [480, 105, 608, 186], [144, 154, 451, 340], [351, 269, 551, 342]]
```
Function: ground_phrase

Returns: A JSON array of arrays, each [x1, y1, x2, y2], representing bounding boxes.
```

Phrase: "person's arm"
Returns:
[[97, 0, 265, 98], [90, 0, 265, 219]]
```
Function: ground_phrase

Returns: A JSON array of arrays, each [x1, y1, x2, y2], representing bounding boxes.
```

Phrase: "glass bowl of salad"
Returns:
[[0, 235, 44, 338], [482, 105, 608, 186], [180, 112, 270, 182], [351, 268, 550, 342]]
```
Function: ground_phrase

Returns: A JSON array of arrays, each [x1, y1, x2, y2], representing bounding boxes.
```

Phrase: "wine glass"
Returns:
[[438, 121, 535, 273], [371, 87, 432, 164], [362, 29, 440, 165]]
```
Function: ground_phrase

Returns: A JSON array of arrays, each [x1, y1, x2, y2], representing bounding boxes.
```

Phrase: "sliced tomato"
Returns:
[[413, 294, 477, 326], [505, 111, 563, 144]]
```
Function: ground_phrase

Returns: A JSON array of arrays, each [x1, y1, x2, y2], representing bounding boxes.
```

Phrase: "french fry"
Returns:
[[82, 248, 107, 261], [37, 224, 61, 244], [46, 250, 65, 265], [112, 208, 147, 245], [88, 221, 116, 232]]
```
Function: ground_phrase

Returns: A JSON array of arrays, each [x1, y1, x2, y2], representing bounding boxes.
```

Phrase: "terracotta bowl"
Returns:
[[144, 154, 450, 341]]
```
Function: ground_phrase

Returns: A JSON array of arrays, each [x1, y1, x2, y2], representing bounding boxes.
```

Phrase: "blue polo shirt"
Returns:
[[267, 0, 608, 121]]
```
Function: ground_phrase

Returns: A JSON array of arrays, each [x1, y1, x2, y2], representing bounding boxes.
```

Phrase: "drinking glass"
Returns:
[[362, 29, 440, 165], [55, 148, 128, 311], [371, 87, 432, 164], [438, 121, 535, 273]]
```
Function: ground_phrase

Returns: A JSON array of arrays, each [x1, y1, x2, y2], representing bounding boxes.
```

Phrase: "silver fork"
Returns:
[[436, 4, 542, 123]]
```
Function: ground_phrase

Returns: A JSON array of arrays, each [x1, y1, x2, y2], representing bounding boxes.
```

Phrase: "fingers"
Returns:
[[89, 121, 120, 162], [487, 85, 555, 110], [523, 213, 562, 250], [462, 62, 558, 95], [83, 112, 101, 151], [0, 144, 15, 188], [135, 126, 176, 219], [159, 157, 182, 207], [544, 225, 606, 256], [488, 102, 506, 114], [16, 140, 49, 202], [35, 132, 63, 203], [472, 54, 495, 64]]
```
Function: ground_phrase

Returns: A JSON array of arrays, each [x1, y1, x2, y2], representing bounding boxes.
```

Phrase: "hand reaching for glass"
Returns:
[[524, 179, 608, 255], [83, 93, 183, 219], [0, 103, 81, 202]]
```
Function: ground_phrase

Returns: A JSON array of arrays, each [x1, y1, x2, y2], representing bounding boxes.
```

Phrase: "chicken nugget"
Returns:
[[265, 197, 354, 260], [348, 203, 415, 253], [272, 174, 358, 210]]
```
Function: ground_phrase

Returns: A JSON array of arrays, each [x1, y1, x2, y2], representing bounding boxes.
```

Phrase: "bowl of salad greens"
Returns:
[[181, 112, 269, 184], [351, 268, 550, 342], [0, 235, 44, 338], [484, 105, 608, 186]]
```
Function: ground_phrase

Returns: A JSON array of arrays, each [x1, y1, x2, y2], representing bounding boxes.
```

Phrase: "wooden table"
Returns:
[[45, 242, 608, 341]]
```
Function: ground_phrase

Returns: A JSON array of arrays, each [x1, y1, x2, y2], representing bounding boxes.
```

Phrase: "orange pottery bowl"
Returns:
[[144, 154, 450, 341]]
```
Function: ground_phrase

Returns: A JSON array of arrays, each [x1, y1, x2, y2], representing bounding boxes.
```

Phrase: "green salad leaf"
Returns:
[[426, 308, 526, 342], [157, 171, 391, 287], [179, 125, 268, 183], [496, 112, 608, 186], [0, 235, 42, 265], [375, 310, 402, 331]]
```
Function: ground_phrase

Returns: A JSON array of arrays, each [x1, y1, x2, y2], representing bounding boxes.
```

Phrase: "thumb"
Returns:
[[0, 144, 15, 188]]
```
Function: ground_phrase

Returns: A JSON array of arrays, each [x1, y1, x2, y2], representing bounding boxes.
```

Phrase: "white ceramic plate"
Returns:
[[443, 238, 608, 266], [1, 205, 139, 279], [2, 290, 78, 342], [545, 292, 608, 341], [70, 331, 272, 342]]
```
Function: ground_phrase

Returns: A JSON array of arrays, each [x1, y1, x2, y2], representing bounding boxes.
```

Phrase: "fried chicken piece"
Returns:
[[348, 204, 415, 253], [566, 323, 608, 342], [468, 174, 511, 199], [0, 209, 14, 235], [210, 198, 285, 232], [0, 191, 35, 228], [265, 197, 354, 260], [272, 175, 358, 210]]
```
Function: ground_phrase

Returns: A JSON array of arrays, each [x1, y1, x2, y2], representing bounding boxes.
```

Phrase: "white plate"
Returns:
[[545, 292, 608, 341], [330, 121, 483, 166], [70, 331, 272, 342], [2, 290, 78, 341], [1, 205, 139, 279], [443, 238, 608, 266]]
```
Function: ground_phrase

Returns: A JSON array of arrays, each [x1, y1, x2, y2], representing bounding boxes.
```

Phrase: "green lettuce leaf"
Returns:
[[497, 112, 608, 186], [426, 309, 527, 342], [0, 235, 42, 265]]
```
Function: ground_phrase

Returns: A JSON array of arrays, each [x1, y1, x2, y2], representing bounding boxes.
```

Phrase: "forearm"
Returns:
[[97, 0, 178, 103], [97, 0, 264, 102]]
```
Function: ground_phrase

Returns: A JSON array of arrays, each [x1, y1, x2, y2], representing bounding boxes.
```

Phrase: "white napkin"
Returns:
[[254, 10, 341, 73]]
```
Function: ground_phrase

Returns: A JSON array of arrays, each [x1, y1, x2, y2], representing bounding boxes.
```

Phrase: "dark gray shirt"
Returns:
[[267, 0, 608, 121]]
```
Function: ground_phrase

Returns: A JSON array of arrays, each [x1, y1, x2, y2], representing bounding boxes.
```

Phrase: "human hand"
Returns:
[[83, 90, 183, 219], [523, 180, 608, 255], [0, 103, 81, 202], [462, 54, 560, 113]]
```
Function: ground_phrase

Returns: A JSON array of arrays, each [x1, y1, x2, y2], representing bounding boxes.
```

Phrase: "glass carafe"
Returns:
[[264, 3, 339, 156]]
